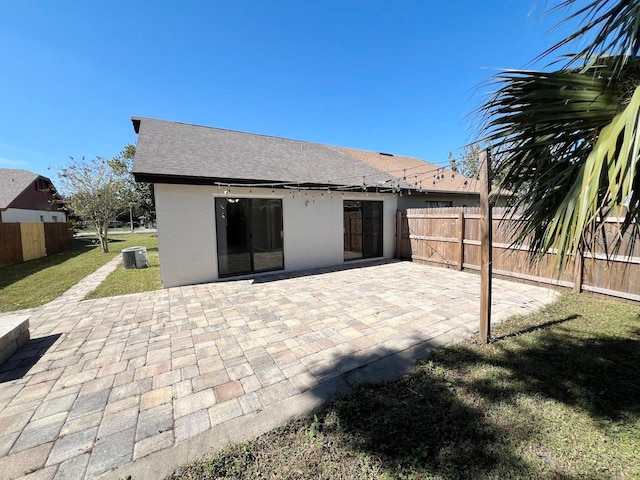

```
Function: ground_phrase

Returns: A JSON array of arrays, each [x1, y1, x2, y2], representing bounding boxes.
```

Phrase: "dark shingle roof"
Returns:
[[132, 117, 397, 188], [131, 117, 478, 193], [0, 169, 39, 209]]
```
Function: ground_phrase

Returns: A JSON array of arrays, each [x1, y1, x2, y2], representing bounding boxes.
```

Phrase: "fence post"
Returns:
[[573, 244, 584, 293], [457, 211, 465, 271], [479, 150, 492, 343], [395, 210, 402, 259]]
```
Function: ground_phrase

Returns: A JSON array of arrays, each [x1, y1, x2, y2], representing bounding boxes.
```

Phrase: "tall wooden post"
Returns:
[[479, 150, 492, 343]]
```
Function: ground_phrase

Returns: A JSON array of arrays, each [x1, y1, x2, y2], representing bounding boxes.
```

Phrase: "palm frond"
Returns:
[[540, 0, 640, 72], [479, 59, 640, 269]]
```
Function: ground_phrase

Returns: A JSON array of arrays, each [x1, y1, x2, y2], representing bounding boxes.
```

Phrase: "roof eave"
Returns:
[[132, 172, 371, 191], [417, 189, 481, 196]]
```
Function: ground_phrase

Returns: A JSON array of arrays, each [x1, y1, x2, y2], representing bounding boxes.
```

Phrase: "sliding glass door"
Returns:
[[343, 200, 382, 260], [362, 201, 383, 258], [215, 198, 283, 277]]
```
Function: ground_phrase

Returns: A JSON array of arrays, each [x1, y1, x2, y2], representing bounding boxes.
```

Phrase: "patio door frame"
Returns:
[[343, 199, 383, 261], [215, 197, 284, 278]]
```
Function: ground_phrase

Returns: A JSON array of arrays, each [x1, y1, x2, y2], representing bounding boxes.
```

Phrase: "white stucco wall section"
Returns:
[[155, 184, 398, 288], [154, 184, 218, 288], [282, 190, 397, 270], [282, 190, 343, 272], [0, 208, 67, 223]]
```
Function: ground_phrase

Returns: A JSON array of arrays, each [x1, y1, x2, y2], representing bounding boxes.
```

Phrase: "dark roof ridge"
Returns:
[[130, 116, 478, 193], [132, 116, 442, 169], [0, 168, 46, 210], [131, 116, 332, 149], [131, 117, 393, 188]]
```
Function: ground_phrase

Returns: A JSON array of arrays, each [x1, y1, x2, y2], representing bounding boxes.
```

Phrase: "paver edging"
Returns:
[[99, 377, 350, 480], [0, 314, 30, 366]]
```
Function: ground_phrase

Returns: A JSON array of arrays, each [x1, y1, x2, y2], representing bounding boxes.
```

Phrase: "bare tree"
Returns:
[[58, 156, 130, 253], [109, 144, 155, 227]]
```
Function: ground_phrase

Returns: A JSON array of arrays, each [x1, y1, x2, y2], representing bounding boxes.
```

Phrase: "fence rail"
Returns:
[[0, 222, 73, 267], [396, 207, 640, 302]]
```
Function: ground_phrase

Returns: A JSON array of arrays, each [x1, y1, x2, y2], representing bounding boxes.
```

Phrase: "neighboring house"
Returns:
[[0, 169, 67, 223], [131, 116, 481, 288]]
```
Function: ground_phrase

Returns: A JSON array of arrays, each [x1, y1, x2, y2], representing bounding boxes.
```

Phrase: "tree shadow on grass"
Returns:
[[0, 238, 98, 289], [310, 344, 533, 479], [439, 323, 640, 422], [491, 314, 580, 342], [309, 314, 639, 478]]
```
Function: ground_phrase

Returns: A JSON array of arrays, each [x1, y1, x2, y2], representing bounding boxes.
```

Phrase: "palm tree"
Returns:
[[480, 0, 640, 269]]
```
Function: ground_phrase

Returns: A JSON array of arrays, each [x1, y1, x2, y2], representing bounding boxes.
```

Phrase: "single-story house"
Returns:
[[131, 117, 481, 288], [0, 169, 67, 223]]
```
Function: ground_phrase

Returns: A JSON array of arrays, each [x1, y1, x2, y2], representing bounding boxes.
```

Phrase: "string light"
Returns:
[[206, 156, 476, 196]]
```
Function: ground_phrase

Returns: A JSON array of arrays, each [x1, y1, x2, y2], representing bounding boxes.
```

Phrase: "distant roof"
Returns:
[[132, 117, 479, 194], [0, 168, 40, 209], [333, 146, 480, 194]]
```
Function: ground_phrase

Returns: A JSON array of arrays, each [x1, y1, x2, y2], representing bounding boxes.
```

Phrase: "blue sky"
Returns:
[[0, 1, 579, 180]]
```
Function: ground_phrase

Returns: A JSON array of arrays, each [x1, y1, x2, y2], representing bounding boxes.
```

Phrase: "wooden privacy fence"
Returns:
[[0, 222, 73, 267], [344, 211, 363, 254], [396, 207, 640, 302]]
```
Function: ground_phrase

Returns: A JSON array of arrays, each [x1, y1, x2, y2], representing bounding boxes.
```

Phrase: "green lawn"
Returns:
[[0, 233, 160, 311], [169, 293, 640, 480], [84, 237, 161, 300]]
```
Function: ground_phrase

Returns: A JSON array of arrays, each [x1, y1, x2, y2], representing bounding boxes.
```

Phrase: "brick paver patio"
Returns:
[[0, 259, 558, 479]]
